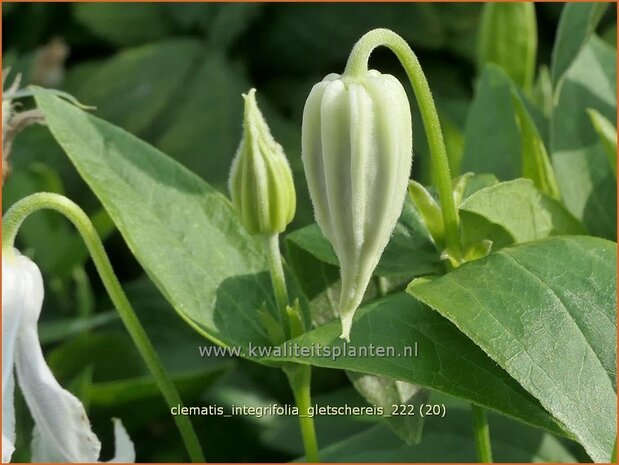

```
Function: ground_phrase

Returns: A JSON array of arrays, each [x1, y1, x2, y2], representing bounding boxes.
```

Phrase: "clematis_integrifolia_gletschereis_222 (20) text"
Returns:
[[2, 248, 135, 463]]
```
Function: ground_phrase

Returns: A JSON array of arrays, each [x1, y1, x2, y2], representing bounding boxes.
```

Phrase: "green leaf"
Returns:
[[461, 65, 553, 184], [347, 373, 428, 444], [550, 37, 617, 239], [512, 92, 561, 200], [408, 236, 617, 462], [532, 65, 554, 117], [261, 293, 570, 439], [551, 2, 609, 85], [35, 92, 279, 349], [540, 195, 588, 236], [73, 3, 171, 46], [461, 66, 522, 179], [315, 402, 577, 462], [407, 181, 444, 249], [286, 199, 443, 278], [587, 108, 618, 175], [477, 2, 537, 91], [459, 179, 553, 244], [454, 172, 499, 203], [70, 40, 202, 136]]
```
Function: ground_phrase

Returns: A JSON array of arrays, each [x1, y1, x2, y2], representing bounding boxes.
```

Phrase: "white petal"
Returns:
[[2, 252, 27, 395], [11, 254, 101, 462], [2, 434, 14, 464], [2, 374, 15, 463], [107, 419, 135, 463], [2, 251, 34, 463]]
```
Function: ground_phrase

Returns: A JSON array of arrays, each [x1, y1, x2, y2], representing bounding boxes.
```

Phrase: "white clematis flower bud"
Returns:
[[302, 70, 413, 341], [2, 249, 135, 463]]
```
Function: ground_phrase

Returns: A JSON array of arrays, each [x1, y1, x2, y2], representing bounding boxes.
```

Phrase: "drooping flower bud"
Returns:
[[302, 70, 413, 341], [229, 89, 296, 235]]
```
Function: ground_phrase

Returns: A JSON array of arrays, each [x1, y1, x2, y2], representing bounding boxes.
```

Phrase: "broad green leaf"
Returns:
[[286, 199, 443, 278], [459, 179, 553, 244], [73, 4, 171, 46], [347, 373, 427, 444], [462, 65, 553, 181], [587, 108, 618, 175], [550, 37, 617, 239], [314, 402, 576, 462], [512, 92, 561, 200], [408, 237, 617, 462], [69, 40, 202, 136], [261, 293, 570, 439], [461, 66, 521, 179], [35, 92, 278, 349], [551, 2, 609, 85], [477, 2, 537, 91], [454, 172, 499, 202]]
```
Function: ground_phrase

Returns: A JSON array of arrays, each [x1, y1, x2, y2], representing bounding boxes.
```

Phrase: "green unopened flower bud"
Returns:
[[229, 89, 296, 235], [302, 70, 413, 341]]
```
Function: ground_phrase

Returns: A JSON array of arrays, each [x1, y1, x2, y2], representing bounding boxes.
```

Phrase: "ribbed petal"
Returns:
[[11, 254, 101, 462], [301, 70, 412, 341]]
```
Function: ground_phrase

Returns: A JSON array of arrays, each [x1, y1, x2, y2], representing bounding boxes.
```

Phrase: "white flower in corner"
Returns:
[[2, 249, 135, 463]]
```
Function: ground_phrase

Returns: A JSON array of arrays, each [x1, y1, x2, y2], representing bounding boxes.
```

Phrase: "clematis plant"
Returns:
[[2, 248, 135, 463]]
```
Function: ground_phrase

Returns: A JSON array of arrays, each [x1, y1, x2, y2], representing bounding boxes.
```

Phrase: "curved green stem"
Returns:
[[263, 233, 319, 462], [344, 28, 463, 263], [471, 404, 493, 462], [2, 193, 205, 463]]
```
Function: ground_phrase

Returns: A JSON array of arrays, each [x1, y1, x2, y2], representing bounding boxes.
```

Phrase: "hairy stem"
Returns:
[[344, 28, 463, 263]]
